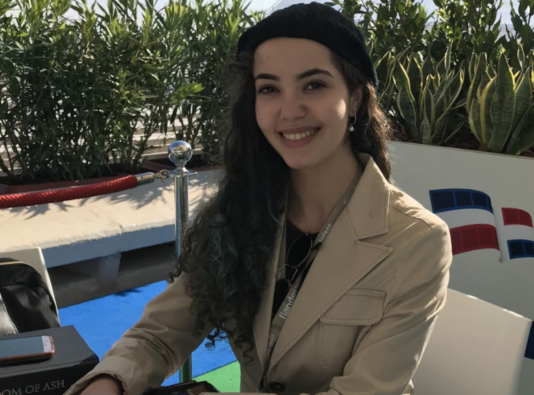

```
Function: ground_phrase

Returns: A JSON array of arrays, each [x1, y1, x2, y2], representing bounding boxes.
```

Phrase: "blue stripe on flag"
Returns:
[[507, 240, 534, 260], [526, 321, 534, 360], [429, 189, 493, 214]]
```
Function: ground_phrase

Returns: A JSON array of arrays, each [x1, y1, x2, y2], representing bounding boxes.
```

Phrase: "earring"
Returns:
[[349, 109, 357, 132]]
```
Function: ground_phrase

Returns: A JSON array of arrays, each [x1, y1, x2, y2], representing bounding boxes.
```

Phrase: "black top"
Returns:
[[271, 220, 319, 318]]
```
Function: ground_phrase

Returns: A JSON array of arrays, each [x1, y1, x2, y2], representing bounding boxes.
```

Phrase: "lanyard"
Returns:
[[258, 161, 364, 392]]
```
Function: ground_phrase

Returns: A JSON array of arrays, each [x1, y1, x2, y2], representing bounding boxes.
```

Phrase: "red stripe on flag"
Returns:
[[450, 224, 499, 255], [502, 208, 533, 227]]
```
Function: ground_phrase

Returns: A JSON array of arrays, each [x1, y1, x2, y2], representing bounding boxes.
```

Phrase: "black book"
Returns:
[[0, 325, 99, 395]]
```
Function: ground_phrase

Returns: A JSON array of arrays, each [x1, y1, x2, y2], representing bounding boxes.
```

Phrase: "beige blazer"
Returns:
[[64, 153, 453, 395]]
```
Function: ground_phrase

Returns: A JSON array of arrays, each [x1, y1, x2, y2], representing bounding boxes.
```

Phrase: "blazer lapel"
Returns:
[[253, 211, 286, 369], [268, 153, 394, 369]]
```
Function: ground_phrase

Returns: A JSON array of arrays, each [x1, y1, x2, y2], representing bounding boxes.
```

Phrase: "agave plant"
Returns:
[[466, 49, 534, 155], [392, 45, 465, 145]]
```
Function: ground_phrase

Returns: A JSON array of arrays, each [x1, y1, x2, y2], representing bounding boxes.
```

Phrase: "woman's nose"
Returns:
[[279, 94, 306, 122]]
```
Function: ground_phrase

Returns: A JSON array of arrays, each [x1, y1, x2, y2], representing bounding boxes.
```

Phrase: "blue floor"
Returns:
[[58, 281, 237, 386]]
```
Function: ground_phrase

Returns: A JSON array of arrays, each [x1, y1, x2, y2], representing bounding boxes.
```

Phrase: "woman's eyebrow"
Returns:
[[254, 68, 334, 82]]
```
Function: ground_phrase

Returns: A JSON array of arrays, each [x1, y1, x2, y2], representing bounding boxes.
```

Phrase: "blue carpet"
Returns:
[[58, 281, 237, 386]]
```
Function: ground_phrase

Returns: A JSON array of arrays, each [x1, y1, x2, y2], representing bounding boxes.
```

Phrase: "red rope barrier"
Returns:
[[0, 175, 140, 209]]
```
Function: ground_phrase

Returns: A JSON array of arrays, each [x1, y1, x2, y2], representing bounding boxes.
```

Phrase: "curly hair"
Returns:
[[169, 47, 393, 362]]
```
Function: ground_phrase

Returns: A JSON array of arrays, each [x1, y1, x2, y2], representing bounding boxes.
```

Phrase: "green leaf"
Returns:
[[436, 57, 446, 76], [447, 69, 465, 109], [519, 0, 528, 17], [376, 52, 392, 85], [509, 67, 533, 139], [433, 77, 446, 108], [468, 99, 483, 143], [420, 114, 431, 144], [488, 63, 497, 79], [480, 77, 496, 144], [397, 86, 419, 142], [434, 69, 465, 143], [444, 44, 452, 73], [467, 54, 485, 113], [408, 56, 423, 108], [489, 56, 516, 153], [518, 43, 526, 70], [423, 78, 435, 127], [505, 104, 534, 155], [433, 113, 450, 144], [477, 69, 492, 101], [512, 14, 523, 35], [430, 75, 439, 92], [422, 56, 433, 77], [393, 62, 414, 98], [468, 53, 477, 82]]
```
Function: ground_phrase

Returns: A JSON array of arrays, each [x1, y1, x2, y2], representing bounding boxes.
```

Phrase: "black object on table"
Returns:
[[0, 325, 99, 395], [145, 380, 219, 395]]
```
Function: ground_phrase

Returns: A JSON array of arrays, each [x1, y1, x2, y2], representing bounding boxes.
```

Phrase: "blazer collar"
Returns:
[[348, 152, 391, 239], [253, 154, 393, 369]]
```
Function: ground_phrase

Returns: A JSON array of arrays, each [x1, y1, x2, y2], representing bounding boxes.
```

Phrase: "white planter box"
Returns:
[[389, 141, 534, 395], [0, 168, 222, 268]]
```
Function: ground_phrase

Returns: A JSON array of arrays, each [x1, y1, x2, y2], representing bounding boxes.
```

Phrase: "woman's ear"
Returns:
[[350, 87, 364, 116]]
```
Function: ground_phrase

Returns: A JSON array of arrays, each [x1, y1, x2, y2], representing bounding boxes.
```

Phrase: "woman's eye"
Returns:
[[257, 82, 325, 95], [306, 82, 326, 90], [258, 86, 276, 94]]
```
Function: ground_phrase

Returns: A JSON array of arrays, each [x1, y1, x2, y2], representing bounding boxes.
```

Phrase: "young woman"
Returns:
[[66, 3, 452, 395]]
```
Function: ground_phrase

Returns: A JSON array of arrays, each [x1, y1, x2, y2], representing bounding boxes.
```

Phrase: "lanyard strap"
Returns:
[[258, 162, 364, 391]]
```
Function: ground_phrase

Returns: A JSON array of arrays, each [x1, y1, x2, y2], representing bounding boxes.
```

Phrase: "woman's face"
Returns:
[[253, 38, 362, 170]]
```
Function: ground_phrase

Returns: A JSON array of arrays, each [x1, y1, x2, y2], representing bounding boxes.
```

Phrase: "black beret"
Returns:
[[237, 2, 378, 88]]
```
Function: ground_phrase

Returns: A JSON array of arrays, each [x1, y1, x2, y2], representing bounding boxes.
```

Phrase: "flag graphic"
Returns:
[[429, 189, 499, 256], [495, 208, 534, 261], [429, 188, 534, 261]]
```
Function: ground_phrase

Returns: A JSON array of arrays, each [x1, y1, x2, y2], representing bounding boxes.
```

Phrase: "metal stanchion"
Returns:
[[168, 141, 197, 383]]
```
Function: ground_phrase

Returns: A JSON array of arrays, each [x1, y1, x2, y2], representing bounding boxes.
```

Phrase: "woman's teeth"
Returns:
[[283, 129, 318, 141]]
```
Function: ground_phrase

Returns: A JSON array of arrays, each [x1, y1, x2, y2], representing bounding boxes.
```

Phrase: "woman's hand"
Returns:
[[78, 375, 123, 395]]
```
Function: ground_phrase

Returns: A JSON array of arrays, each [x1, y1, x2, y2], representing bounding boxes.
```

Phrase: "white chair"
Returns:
[[0, 247, 59, 320], [412, 288, 531, 395]]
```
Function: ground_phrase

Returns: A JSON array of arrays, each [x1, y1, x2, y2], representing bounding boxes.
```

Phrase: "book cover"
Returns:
[[0, 325, 99, 395]]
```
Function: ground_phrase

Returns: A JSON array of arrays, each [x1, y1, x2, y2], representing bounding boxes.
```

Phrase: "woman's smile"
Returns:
[[279, 127, 321, 148]]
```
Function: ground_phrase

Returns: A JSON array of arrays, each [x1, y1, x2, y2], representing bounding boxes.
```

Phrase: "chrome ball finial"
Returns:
[[168, 141, 193, 167]]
